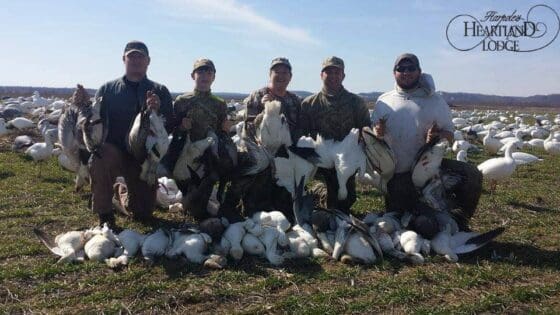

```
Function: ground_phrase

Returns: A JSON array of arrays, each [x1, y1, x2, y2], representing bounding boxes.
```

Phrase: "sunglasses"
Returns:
[[395, 65, 418, 73]]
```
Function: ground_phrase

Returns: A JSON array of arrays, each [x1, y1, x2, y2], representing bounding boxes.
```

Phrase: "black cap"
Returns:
[[124, 41, 149, 57]]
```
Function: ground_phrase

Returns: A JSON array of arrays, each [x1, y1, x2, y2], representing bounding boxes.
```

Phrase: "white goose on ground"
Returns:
[[483, 129, 502, 155], [25, 132, 54, 176], [6, 117, 35, 130], [511, 152, 543, 165], [543, 131, 560, 155], [477, 141, 521, 191]]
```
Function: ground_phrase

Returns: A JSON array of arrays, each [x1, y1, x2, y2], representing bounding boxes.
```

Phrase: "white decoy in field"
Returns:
[[526, 138, 545, 149], [543, 131, 560, 155], [0, 118, 9, 136], [6, 117, 34, 130], [511, 152, 543, 165], [483, 129, 502, 155], [25, 132, 54, 176], [477, 141, 521, 191], [12, 135, 34, 152]]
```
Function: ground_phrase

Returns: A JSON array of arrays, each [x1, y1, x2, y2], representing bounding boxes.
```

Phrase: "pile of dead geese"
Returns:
[[4, 88, 558, 268]]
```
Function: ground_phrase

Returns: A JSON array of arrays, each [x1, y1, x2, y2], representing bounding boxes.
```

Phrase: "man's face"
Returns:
[[191, 67, 215, 92], [123, 51, 150, 78], [394, 60, 421, 90], [321, 66, 345, 91], [269, 64, 292, 91]]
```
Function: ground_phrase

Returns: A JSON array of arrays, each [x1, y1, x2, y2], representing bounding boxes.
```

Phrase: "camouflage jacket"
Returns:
[[174, 90, 227, 141], [244, 87, 302, 141], [299, 87, 371, 141]]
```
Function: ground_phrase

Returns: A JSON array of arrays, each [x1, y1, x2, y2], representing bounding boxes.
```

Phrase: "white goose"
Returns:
[[258, 100, 292, 156], [7, 117, 35, 130], [511, 152, 542, 165], [543, 132, 560, 155], [477, 141, 520, 191], [483, 129, 502, 155], [25, 132, 54, 176]]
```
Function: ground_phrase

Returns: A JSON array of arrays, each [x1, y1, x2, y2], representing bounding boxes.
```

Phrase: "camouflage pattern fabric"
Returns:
[[244, 87, 302, 141], [174, 90, 227, 142], [299, 87, 371, 141]]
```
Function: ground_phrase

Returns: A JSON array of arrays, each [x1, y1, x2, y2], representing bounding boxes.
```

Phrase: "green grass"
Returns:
[[1, 125, 560, 313]]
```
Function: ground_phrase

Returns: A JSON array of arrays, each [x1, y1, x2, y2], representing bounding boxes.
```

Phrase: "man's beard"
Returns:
[[397, 77, 420, 90]]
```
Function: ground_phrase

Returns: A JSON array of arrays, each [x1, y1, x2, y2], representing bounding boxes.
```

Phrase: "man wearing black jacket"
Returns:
[[91, 41, 174, 227]]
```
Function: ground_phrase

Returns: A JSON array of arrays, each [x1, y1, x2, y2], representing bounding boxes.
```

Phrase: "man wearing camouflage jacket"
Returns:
[[299, 56, 371, 213]]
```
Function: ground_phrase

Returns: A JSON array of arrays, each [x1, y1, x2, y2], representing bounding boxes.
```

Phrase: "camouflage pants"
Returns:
[[385, 159, 482, 231]]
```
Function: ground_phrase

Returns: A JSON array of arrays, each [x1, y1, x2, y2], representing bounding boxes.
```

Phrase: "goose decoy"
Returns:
[[6, 117, 34, 130], [12, 135, 34, 152], [543, 132, 560, 155], [25, 132, 54, 177], [477, 141, 521, 192]]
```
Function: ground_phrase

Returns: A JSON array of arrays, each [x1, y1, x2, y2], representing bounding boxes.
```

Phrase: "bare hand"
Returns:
[[146, 90, 160, 112], [426, 123, 440, 143], [181, 117, 193, 130], [374, 118, 386, 139], [261, 93, 273, 103]]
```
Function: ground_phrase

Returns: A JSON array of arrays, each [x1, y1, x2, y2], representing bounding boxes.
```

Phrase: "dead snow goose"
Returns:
[[258, 100, 292, 156]]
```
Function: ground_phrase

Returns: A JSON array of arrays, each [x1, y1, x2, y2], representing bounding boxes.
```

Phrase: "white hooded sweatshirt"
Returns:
[[372, 73, 453, 173]]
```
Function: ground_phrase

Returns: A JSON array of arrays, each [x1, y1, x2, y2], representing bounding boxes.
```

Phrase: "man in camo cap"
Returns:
[[220, 57, 301, 223], [299, 56, 371, 213], [164, 58, 230, 220]]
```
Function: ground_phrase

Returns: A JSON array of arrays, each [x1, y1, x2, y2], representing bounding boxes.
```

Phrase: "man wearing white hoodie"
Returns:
[[372, 53, 482, 236]]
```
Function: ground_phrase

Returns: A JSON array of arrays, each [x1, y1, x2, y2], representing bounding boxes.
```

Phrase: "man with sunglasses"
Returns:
[[91, 40, 174, 228], [299, 56, 371, 213], [372, 53, 482, 236]]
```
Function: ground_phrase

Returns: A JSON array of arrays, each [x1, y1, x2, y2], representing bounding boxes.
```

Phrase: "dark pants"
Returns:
[[317, 168, 356, 213], [89, 143, 157, 219], [385, 159, 482, 231]]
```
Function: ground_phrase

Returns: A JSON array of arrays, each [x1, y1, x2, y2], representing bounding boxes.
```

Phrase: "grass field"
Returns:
[[1, 128, 560, 314]]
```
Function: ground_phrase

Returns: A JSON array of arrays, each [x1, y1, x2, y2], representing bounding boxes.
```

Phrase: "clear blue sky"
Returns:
[[1, 0, 559, 96]]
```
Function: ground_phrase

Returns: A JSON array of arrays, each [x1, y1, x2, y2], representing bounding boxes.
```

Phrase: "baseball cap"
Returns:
[[192, 58, 216, 73], [270, 57, 291, 70], [321, 56, 345, 72], [124, 41, 149, 57], [394, 53, 420, 70]]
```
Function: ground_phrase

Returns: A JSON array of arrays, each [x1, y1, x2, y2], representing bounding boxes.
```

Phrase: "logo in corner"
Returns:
[[446, 4, 560, 52]]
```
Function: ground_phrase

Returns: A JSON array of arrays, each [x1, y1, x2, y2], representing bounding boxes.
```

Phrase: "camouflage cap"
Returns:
[[321, 56, 344, 72], [394, 53, 420, 70], [270, 57, 291, 71], [192, 58, 216, 73], [124, 40, 149, 57]]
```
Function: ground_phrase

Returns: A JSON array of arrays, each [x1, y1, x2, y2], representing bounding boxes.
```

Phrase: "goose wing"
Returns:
[[33, 228, 65, 257]]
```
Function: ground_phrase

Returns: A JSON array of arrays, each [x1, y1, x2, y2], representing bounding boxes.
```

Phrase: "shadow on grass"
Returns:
[[161, 253, 325, 280], [460, 241, 560, 270], [42, 176, 72, 185], [0, 170, 15, 180], [507, 201, 558, 213]]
